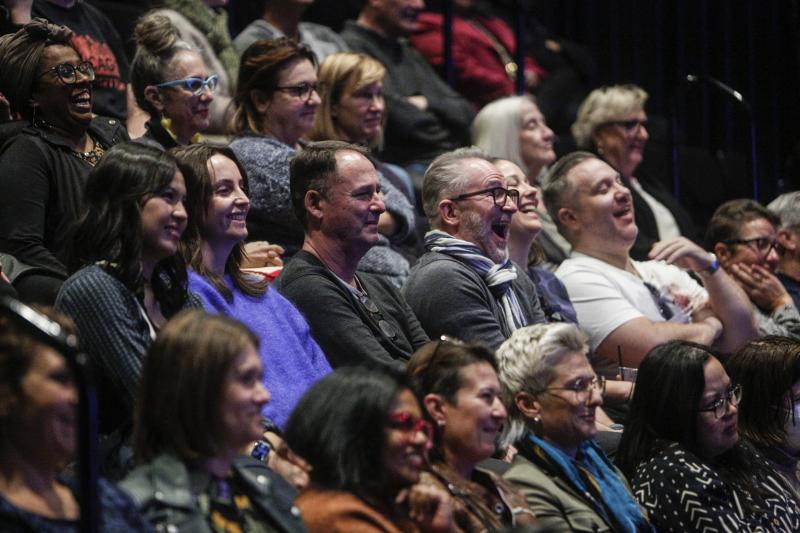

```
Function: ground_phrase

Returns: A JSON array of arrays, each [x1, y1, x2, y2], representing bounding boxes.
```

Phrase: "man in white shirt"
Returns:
[[542, 151, 756, 372]]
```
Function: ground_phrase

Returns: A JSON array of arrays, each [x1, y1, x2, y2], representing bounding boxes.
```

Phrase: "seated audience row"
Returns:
[[5, 297, 800, 531]]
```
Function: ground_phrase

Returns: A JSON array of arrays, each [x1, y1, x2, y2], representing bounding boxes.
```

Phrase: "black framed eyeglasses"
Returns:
[[643, 281, 674, 320], [698, 384, 742, 419], [607, 119, 648, 132], [723, 236, 779, 256], [450, 186, 520, 208], [38, 61, 95, 85], [275, 81, 324, 101], [156, 75, 219, 96], [535, 376, 606, 404]]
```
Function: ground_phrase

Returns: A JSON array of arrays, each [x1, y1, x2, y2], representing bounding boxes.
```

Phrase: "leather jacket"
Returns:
[[120, 453, 307, 532]]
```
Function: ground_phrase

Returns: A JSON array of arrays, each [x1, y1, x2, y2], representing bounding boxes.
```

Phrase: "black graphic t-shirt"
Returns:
[[32, 0, 130, 120]]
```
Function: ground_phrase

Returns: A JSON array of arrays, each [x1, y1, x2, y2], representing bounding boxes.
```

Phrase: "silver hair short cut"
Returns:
[[472, 95, 532, 172], [571, 84, 648, 148], [540, 151, 599, 239], [495, 322, 589, 449], [767, 191, 800, 230], [422, 146, 492, 228]]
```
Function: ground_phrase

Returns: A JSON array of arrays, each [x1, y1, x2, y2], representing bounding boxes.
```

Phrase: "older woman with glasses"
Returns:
[[0, 19, 128, 304], [727, 336, 800, 494], [407, 337, 537, 532], [229, 37, 321, 257], [496, 323, 651, 532], [572, 84, 698, 260], [130, 13, 216, 150], [616, 340, 800, 530]]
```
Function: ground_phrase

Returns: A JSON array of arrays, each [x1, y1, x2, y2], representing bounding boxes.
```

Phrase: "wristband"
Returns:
[[698, 253, 720, 277]]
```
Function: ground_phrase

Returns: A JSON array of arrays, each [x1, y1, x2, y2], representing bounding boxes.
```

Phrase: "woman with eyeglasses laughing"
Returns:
[[285, 367, 456, 532], [496, 323, 651, 532], [130, 13, 217, 150], [617, 340, 800, 531], [407, 336, 537, 532], [0, 19, 128, 304]]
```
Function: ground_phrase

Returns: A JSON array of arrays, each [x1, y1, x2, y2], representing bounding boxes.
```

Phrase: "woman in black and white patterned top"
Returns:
[[617, 340, 800, 532]]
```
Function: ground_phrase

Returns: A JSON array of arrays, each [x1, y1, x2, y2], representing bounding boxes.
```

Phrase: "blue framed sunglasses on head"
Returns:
[[155, 74, 219, 96]]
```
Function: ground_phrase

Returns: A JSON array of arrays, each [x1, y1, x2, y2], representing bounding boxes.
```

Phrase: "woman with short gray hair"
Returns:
[[496, 323, 651, 532]]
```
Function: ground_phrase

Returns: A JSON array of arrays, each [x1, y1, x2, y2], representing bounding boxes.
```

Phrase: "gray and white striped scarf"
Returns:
[[425, 230, 526, 335]]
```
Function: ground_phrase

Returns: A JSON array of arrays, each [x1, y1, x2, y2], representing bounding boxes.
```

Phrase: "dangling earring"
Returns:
[[436, 419, 445, 427]]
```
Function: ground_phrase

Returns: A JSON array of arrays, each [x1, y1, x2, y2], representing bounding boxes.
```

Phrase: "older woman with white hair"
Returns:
[[572, 84, 698, 260], [495, 322, 651, 532], [473, 96, 570, 268]]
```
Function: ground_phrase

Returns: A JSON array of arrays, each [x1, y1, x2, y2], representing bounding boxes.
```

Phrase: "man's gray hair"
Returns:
[[767, 191, 800, 230], [422, 146, 492, 228], [495, 322, 589, 449]]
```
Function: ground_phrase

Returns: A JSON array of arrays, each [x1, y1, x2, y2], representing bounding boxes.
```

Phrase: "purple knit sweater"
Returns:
[[188, 271, 332, 428]]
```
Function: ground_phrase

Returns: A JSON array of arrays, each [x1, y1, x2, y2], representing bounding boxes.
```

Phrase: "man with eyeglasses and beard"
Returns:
[[403, 147, 547, 349], [707, 198, 800, 339], [275, 140, 429, 370], [542, 151, 756, 377]]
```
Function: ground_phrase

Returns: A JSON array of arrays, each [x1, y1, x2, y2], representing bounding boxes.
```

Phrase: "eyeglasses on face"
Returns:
[[275, 81, 324, 101], [536, 376, 606, 404], [156, 75, 219, 96], [698, 384, 742, 419], [38, 61, 95, 85], [387, 411, 434, 444], [450, 186, 520, 208], [608, 119, 648, 132], [723, 236, 779, 256]]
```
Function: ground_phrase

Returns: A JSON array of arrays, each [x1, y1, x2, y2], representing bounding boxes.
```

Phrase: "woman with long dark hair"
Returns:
[[55, 142, 197, 453], [727, 336, 800, 493], [617, 340, 800, 530], [174, 143, 331, 428]]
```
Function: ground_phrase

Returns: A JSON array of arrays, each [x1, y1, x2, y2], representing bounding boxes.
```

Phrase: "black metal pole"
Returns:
[[513, 0, 526, 94], [443, 0, 455, 87], [0, 297, 99, 533]]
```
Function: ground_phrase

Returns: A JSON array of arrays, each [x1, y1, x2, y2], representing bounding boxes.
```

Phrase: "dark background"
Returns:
[[94, 0, 800, 227]]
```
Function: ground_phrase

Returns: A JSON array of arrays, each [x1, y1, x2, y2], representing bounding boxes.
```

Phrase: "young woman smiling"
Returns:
[[55, 142, 197, 471], [174, 143, 331, 428]]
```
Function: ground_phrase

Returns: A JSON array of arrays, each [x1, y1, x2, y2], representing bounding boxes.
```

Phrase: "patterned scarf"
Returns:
[[162, 0, 239, 86], [425, 230, 526, 335]]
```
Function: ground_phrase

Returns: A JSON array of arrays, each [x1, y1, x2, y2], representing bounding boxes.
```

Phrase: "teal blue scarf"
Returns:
[[523, 434, 652, 532]]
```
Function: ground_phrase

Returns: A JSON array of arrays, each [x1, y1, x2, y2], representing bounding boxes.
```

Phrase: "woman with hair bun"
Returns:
[[0, 19, 128, 303], [130, 12, 218, 150]]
